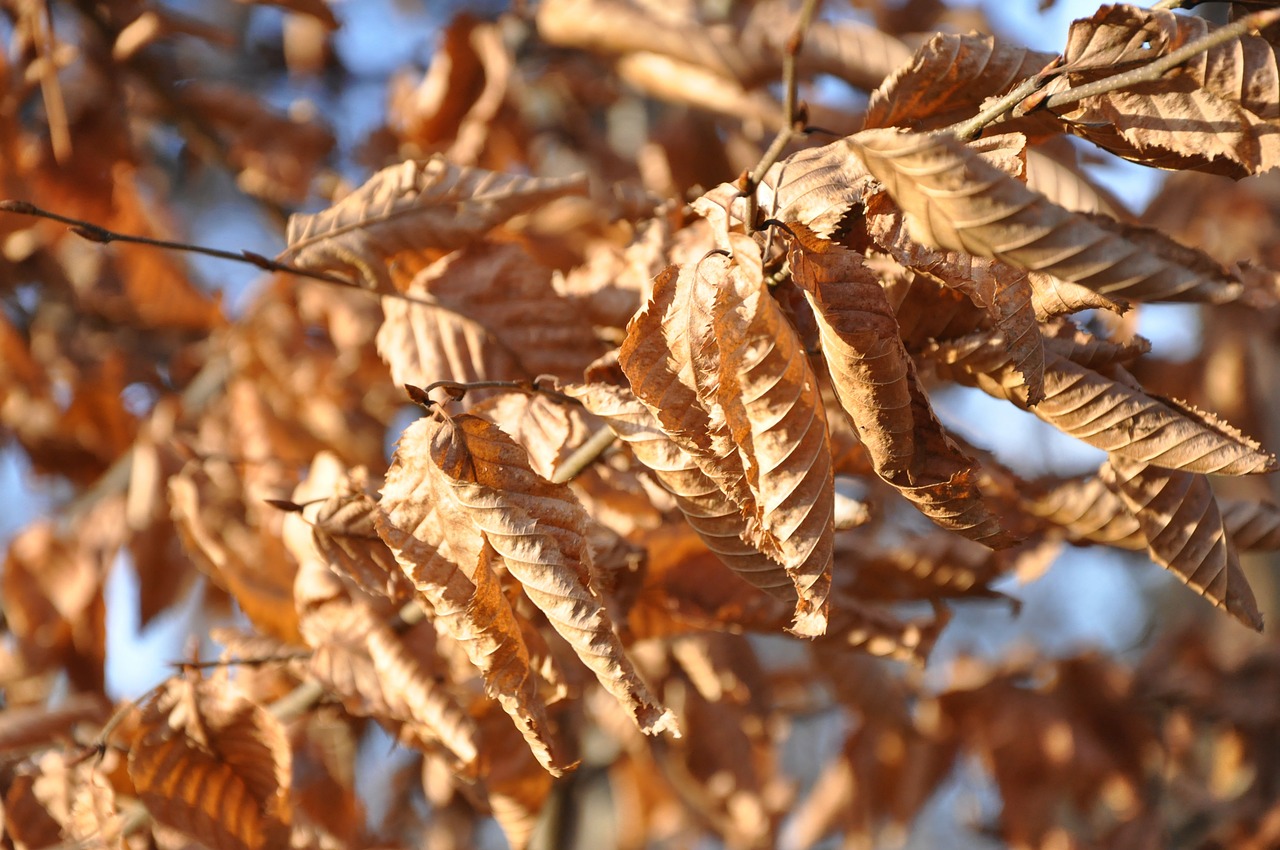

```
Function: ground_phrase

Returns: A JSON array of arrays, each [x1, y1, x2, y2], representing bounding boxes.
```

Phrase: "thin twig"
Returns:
[[740, 0, 823, 224], [1032, 8, 1280, 114], [551, 426, 618, 484], [174, 651, 312, 671], [948, 71, 1056, 142], [409, 379, 580, 407], [0, 199, 354, 286]]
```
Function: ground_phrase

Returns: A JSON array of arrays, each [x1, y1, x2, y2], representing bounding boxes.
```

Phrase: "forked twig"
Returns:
[[1034, 8, 1280, 114], [949, 7, 1280, 140]]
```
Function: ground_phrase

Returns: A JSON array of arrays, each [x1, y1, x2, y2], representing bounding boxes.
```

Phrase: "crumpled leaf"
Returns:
[[127, 676, 292, 850], [619, 240, 836, 633], [1044, 4, 1280, 179], [927, 333, 1276, 476], [867, 199, 1045, 403], [787, 232, 1017, 549], [712, 235, 835, 635], [865, 31, 1057, 131], [305, 599, 480, 767], [376, 528, 573, 774], [3, 751, 123, 850], [376, 242, 603, 400], [847, 128, 1246, 305], [1102, 457, 1262, 631], [421, 412, 678, 736], [282, 157, 588, 292]]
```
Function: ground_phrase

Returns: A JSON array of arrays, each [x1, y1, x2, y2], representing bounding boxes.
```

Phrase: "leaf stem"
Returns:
[[0, 199, 355, 286]]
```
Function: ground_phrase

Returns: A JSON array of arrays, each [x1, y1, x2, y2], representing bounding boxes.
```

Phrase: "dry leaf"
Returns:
[[788, 233, 1017, 548], [928, 334, 1276, 476], [128, 676, 292, 850], [848, 128, 1246, 305], [282, 158, 588, 292], [1102, 457, 1262, 631], [1046, 5, 1280, 178]]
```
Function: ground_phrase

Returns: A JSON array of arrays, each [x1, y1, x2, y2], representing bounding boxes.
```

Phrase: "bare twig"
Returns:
[[0, 200, 355, 287], [740, 0, 823, 224], [948, 71, 1057, 142]]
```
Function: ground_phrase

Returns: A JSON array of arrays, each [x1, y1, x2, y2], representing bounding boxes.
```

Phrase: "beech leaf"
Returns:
[[426, 412, 679, 736], [281, 157, 587, 292], [1102, 457, 1262, 631], [788, 232, 1017, 549], [847, 128, 1246, 305]]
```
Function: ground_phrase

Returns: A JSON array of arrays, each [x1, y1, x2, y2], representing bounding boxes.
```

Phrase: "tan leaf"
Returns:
[[928, 334, 1276, 475], [282, 157, 587, 292], [375, 514, 574, 774], [865, 31, 1056, 131], [376, 243, 603, 399], [127, 676, 292, 850], [848, 128, 1246, 305], [1023, 473, 1145, 550], [1026, 470, 1280, 553], [712, 235, 835, 635], [1220, 499, 1280, 551], [311, 490, 417, 605], [305, 601, 481, 768], [1102, 458, 1262, 630], [867, 199, 1045, 403], [169, 461, 302, 644], [620, 260, 752, 511], [788, 234, 1017, 549], [1046, 5, 1280, 178], [566, 381, 799, 606], [469, 391, 599, 482], [695, 139, 875, 240], [426, 412, 678, 736], [881, 262, 990, 348], [4, 751, 122, 850]]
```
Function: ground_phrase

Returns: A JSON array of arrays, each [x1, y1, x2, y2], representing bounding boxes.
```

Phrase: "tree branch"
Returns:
[[740, 0, 823, 224]]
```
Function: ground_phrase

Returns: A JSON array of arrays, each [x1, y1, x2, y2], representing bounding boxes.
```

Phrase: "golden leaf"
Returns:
[[848, 128, 1245, 305], [282, 158, 587, 292], [127, 677, 292, 850], [426, 412, 678, 736], [1102, 458, 1262, 631]]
